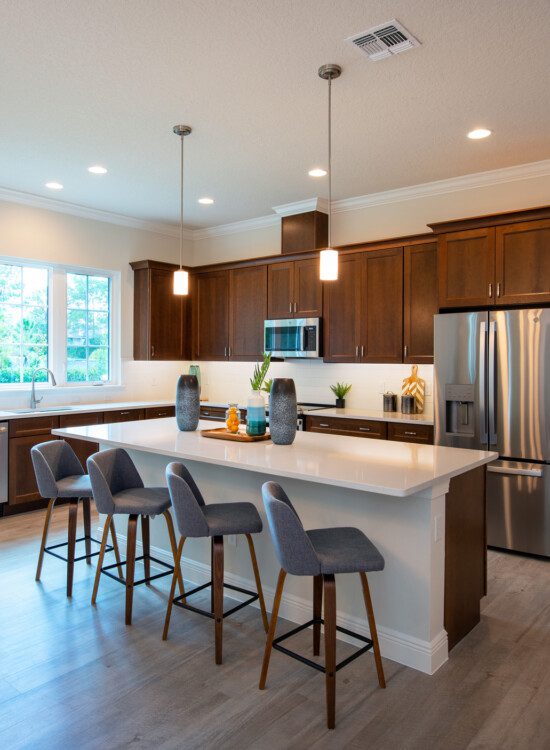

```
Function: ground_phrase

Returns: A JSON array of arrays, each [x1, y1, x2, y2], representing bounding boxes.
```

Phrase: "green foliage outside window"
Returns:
[[66, 273, 110, 382]]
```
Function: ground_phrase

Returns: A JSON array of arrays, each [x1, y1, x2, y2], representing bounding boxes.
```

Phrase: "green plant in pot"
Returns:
[[247, 353, 271, 435], [330, 382, 352, 408]]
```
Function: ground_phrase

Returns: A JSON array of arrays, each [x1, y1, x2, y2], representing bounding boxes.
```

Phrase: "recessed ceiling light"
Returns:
[[88, 165, 108, 174], [309, 168, 327, 177], [45, 181, 63, 190], [467, 128, 492, 140], [198, 197, 214, 204]]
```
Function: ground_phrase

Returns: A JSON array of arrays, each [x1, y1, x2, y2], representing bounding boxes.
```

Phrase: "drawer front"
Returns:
[[200, 406, 227, 421], [103, 408, 145, 424], [388, 422, 434, 444], [9, 415, 60, 438], [59, 412, 103, 428], [307, 416, 387, 439], [145, 406, 175, 419]]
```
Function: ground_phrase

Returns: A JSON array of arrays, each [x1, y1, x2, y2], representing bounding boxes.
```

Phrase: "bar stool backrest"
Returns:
[[31, 440, 84, 499], [262, 481, 320, 576], [87, 448, 144, 515], [166, 462, 209, 538]]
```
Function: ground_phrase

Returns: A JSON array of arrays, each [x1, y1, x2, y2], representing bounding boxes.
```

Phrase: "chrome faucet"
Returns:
[[30, 368, 57, 410]]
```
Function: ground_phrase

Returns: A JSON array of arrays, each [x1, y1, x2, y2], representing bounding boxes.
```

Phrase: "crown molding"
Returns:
[[331, 159, 550, 214], [192, 213, 279, 241], [0, 185, 192, 240], [272, 196, 329, 216]]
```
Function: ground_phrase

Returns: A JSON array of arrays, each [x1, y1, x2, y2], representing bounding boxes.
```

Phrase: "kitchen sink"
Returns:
[[4, 406, 77, 414]]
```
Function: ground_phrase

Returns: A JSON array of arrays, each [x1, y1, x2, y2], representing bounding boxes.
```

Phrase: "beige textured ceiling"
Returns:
[[0, 0, 549, 229]]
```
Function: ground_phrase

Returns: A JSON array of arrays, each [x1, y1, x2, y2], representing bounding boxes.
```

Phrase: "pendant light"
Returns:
[[173, 124, 192, 295], [318, 63, 342, 281]]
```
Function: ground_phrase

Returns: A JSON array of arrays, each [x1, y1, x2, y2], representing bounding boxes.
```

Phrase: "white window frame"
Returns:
[[0, 256, 121, 391]]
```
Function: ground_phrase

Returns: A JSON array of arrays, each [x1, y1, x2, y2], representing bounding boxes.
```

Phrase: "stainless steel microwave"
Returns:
[[264, 318, 322, 358]]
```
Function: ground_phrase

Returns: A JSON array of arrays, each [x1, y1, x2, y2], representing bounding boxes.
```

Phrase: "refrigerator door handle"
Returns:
[[488, 320, 497, 445], [487, 464, 543, 478], [479, 321, 488, 444]]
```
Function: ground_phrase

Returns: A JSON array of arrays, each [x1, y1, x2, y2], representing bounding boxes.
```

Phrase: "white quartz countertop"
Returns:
[[311, 408, 434, 426], [0, 400, 174, 421], [52, 417, 496, 498]]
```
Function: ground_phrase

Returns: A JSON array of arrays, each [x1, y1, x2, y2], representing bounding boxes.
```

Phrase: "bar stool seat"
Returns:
[[112, 487, 171, 516], [307, 527, 385, 575], [203, 502, 263, 536], [55, 474, 93, 497]]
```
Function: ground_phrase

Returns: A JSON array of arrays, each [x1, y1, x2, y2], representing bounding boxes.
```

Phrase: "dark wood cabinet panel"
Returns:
[[387, 422, 433, 444], [495, 219, 550, 305], [307, 416, 387, 439], [144, 406, 175, 419], [194, 270, 230, 360], [361, 248, 403, 363], [103, 408, 145, 423], [403, 242, 438, 364], [9, 415, 59, 438], [323, 254, 362, 362], [229, 266, 267, 360], [294, 257, 323, 318], [8, 434, 51, 505], [131, 260, 190, 361], [438, 228, 495, 309], [267, 262, 294, 319], [281, 211, 327, 255]]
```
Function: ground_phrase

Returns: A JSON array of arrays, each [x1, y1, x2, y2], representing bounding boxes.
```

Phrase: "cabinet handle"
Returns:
[[151, 345, 155, 358], [289, 302, 292, 314], [404, 430, 417, 436], [202, 410, 210, 415], [359, 427, 371, 432], [404, 344, 408, 358], [294, 302, 297, 313], [120, 411, 130, 416], [228, 347, 231, 357], [355, 345, 359, 357], [224, 346, 227, 357], [361, 345, 364, 357], [319, 423, 330, 428], [488, 283, 493, 298], [496, 282, 501, 298]]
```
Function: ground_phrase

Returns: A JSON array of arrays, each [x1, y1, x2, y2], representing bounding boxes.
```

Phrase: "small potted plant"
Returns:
[[330, 382, 352, 409]]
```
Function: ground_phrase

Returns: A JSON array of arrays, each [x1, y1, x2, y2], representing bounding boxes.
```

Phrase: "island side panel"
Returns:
[[113, 447, 450, 674]]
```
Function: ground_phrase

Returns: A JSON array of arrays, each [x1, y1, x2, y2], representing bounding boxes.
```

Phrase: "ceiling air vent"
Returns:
[[347, 20, 420, 61]]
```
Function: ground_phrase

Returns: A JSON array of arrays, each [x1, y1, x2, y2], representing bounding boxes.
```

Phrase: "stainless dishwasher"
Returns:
[[0, 422, 8, 504]]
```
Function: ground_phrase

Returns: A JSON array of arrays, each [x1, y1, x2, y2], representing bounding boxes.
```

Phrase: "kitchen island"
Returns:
[[53, 417, 496, 674]]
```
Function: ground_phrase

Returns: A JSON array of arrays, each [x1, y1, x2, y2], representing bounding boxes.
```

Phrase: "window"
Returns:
[[0, 260, 118, 387]]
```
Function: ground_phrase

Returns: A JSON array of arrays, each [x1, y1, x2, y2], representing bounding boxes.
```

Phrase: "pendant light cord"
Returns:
[[179, 133, 184, 270], [327, 74, 332, 249]]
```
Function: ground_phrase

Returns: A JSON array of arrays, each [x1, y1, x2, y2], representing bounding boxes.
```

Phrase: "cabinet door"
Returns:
[[323, 254, 362, 362], [294, 258, 323, 318], [387, 423, 434, 445], [495, 220, 550, 305], [438, 228, 495, 308], [103, 408, 145, 423], [149, 269, 185, 360], [229, 265, 267, 360], [194, 270, 229, 360], [403, 242, 438, 364], [59, 412, 102, 467], [9, 434, 50, 505], [361, 248, 403, 363], [267, 262, 294, 319]]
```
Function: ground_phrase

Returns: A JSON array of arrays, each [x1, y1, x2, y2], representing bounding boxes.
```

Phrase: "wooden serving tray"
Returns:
[[200, 427, 271, 443]]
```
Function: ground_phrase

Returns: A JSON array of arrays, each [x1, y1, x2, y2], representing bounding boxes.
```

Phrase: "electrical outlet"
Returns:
[[425, 382, 432, 396], [228, 535, 238, 547]]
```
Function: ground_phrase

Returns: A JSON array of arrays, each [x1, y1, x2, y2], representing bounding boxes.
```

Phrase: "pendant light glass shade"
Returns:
[[319, 248, 339, 281], [173, 269, 189, 295], [317, 63, 341, 282], [173, 124, 192, 295]]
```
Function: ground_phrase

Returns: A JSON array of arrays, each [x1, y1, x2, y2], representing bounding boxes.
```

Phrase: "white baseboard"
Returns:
[[100, 526, 448, 675]]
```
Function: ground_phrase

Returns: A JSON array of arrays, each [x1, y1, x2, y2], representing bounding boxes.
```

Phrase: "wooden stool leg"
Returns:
[[35, 498, 55, 581], [212, 536, 224, 664], [91, 515, 112, 605], [163, 510, 185, 597], [125, 515, 138, 625], [82, 498, 91, 563], [313, 574, 323, 656], [245, 533, 268, 633], [141, 515, 150, 583], [66, 499, 79, 597], [323, 574, 337, 730], [109, 517, 124, 580], [259, 568, 287, 690], [360, 572, 386, 689], [162, 536, 185, 641]]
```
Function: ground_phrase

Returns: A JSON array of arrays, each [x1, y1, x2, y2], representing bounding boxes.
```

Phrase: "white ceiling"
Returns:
[[0, 0, 549, 229]]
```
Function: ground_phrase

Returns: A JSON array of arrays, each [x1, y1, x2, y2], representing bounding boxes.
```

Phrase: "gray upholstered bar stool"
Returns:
[[31, 440, 121, 597], [162, 462, 268, 665], [87, 448, 184, 625], [260, 481, 386, 730]]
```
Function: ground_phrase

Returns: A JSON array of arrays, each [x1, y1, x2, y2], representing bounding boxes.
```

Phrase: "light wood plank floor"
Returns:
[[1, 505, 550, 749]]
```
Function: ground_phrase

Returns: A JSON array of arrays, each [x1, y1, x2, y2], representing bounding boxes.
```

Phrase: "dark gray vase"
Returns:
[[176, 374, 200, 431], [269, 378, 297, 445]]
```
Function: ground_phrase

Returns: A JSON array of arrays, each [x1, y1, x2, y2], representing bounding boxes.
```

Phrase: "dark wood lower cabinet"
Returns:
[[145, 406, 175, 419], [307, 416, 387, 439], [387, 422, 434, 444]]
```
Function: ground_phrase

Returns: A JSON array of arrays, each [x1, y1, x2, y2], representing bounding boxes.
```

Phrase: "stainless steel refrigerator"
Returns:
[[434, 309, 550, 557]]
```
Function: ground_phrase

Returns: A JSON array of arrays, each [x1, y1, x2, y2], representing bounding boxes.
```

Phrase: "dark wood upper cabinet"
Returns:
[[323, 254, 362, 362], [281, 211, 328, 255], [495, 219, 550, 305], [193, 270, 230, 360], [267, 262, 294, 318], [403, 242, 438, 364], [437, 228, 495, 309], [131, 260, 190, 360], [229, 265, 267, 360], [294, 257, 323, 318], [360, 248, 403, 363]]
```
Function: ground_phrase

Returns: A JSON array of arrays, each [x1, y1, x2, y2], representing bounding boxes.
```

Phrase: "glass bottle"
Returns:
[[225, 403, 241, 434], [246, 390, 266, 436]]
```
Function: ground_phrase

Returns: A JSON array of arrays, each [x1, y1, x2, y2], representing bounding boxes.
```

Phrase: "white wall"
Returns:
[[0, 200, 193, 410]]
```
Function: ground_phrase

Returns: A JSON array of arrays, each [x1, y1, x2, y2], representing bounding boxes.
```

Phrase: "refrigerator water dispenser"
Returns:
[[445, 384, 475, 436]]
